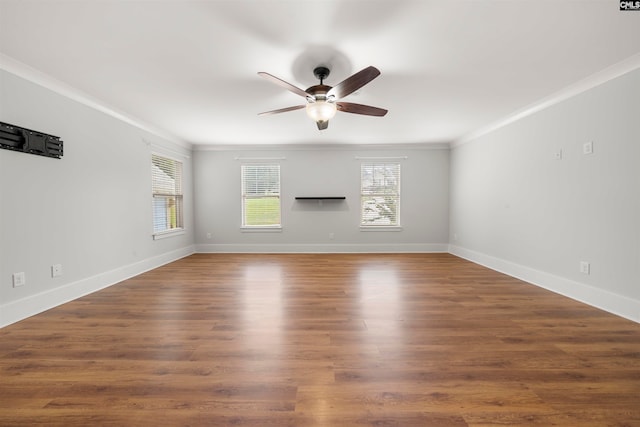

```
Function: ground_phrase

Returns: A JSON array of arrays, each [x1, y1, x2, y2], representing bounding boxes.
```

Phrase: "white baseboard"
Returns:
[[195, 243, 449, 253], [449, 245, 640, 324], [0, 245, 195, 328]]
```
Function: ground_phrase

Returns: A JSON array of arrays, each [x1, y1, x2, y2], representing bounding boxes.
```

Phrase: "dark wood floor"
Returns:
[[1, 253, 639, 426]]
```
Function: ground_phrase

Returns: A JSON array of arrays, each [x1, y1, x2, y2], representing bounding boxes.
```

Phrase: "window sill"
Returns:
[[153, 229, 186, 240], [240, 226, 283, 233], [360, 226, 403, 232]]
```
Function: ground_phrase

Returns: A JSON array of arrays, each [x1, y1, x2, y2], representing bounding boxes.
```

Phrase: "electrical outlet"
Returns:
[[12, 272, 26, 287], [580, 261, 590, 275], [206, 233, 212, 239], [583, 141, 594, 155], [554, 149, 562, 160], [329, 233, 335, 240], [51, 264, 63, 277]]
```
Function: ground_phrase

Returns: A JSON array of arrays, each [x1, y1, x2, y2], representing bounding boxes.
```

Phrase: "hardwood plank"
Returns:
[[1, 253, 639, 426]]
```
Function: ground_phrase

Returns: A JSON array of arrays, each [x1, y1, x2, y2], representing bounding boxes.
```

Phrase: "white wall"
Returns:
[[449, 68, 640, 322], [194, 146, 450, 253], [0, 70, 195, 327]]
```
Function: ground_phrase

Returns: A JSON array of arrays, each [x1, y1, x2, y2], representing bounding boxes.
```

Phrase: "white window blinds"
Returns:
[[152, 154, 183, 234], [241, 164, 281, 227], [360, 162, 401, 226]]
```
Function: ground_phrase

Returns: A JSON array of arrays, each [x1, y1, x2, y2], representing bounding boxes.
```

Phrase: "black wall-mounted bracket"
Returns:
[[0, 121, 63, 159]]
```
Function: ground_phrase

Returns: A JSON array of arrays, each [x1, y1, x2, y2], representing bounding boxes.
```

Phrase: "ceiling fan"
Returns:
[[258, 65, 388, 130]]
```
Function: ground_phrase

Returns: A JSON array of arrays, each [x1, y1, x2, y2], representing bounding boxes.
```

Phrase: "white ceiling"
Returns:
[[1, 0, 639, 148]]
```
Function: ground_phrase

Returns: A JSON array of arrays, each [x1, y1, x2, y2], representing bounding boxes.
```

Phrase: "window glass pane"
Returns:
[[245, 196, 280, 226]]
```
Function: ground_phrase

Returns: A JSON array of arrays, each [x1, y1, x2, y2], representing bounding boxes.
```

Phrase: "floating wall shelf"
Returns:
[[294, 197, 346, 200]]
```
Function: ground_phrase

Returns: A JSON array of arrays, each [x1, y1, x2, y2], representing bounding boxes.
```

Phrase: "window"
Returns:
[[241, 164, 281, 227], [360, 162, 400, 226], [152, 154, 183, 235]]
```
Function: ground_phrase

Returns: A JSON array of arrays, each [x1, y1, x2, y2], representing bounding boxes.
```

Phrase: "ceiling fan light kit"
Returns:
[[306, 99, 336, 123], [258, 65, 387, 130]]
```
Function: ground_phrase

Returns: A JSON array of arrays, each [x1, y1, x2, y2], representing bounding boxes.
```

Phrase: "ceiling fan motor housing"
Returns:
[[306, 84, 332, 101]]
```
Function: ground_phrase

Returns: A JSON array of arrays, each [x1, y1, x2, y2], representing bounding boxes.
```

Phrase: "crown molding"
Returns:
[[0, 53, 192, 150], [193, 141, 450, 152], [452, 53, 640, 148]]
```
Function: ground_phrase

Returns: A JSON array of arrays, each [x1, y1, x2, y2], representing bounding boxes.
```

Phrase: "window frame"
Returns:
[[151, 153, 184, 239], [359, 162, 401, 229], [241, 163, 282, 230]]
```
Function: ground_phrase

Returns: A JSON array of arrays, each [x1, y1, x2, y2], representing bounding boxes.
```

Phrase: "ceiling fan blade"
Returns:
[[327, 66, 381, 99], [258, 105, 305, 116], [336, 102, 388, 117], [258, 72, 311, 98], [316, 120, 329, 130]]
